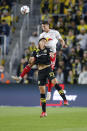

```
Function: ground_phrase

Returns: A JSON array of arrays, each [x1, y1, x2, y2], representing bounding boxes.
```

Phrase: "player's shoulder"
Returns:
[[40, 32, 46, 36], [50, 29, 59, 34]]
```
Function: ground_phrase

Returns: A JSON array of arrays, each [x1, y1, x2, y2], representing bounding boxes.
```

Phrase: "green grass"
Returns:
[[0, 107, 87, 131]]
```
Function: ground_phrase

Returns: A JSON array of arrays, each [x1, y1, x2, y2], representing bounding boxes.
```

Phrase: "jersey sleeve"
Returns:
[[55, 30, 62, 40]]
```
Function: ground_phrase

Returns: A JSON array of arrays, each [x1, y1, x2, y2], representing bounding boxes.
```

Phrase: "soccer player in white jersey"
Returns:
[[40, 21, 67, 101]]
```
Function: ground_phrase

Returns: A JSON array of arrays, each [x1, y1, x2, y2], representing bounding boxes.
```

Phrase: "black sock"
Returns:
[[40, 94, 46, 112], [55, 84, 66, 101]]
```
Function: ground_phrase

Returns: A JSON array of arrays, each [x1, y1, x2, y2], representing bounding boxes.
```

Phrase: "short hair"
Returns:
[[41, 21, 49, 25]]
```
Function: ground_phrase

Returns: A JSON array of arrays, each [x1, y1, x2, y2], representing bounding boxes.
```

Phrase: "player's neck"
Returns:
[[40, 47, 45, 50], [45, 29, 50, 33]]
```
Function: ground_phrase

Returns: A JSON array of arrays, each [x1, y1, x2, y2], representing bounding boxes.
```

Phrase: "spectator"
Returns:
[[17, 56, 28, 77], [78, 65, 87, 84], [76, 27, 87, 50], [1, 20, 10, 53], [56, 67, 64, 84], [77, 0, 84, 14], [65, 30, 75, 48], [68, 20, 78, 35], [72, 57, 82, 83], [48, 16, 54, 28], [77, 19, 87, 33], [28, 32, 39, 47], [83, 2, 87, 14], [0, 10, 2, 20], [67, 70, 75, 84], [23, 48, 30, 61], [74, 9, 82, 25], [64, 10, 72, 27], [53, 0, 61, 15], [0, 0, 10, 12], [56, 17, 66, 35], [28, 42, 37, 56], [56, 49, 67, 66], [68, 47, 76, 66], [84, 11, 87, 24], [52, 0, 61, 24], [82, 50, 87, 67], [64, 0, 76, 15], [76, 44, 83, 58], [40, 0, 53, 14], [33, 70, 38, 83], [1, 9, 13, 26]]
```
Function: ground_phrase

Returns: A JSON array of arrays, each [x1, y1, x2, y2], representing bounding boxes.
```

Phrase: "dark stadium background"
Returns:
[[0, 1, 87, 131], [0, 0, 87, 106]]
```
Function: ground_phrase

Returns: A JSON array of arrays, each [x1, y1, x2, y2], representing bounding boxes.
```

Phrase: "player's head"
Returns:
[[38, 38, 47, 49], [41, 21, 50, 32]]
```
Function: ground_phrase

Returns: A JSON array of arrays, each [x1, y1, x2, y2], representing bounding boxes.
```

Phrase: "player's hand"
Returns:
[[11, 76, 22, 83]]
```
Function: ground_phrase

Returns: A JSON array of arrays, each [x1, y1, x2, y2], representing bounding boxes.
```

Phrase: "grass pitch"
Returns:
[[0, 107, 87, 131]]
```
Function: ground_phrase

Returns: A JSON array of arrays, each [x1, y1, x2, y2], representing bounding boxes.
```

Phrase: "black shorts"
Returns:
[[38, 66, 55, 86]]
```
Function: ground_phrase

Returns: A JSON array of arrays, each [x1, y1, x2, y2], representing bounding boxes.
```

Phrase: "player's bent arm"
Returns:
[[59, 38, 67, 48]]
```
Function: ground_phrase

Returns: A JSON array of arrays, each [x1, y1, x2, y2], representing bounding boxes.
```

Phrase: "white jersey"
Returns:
[[39, 29, 62, 53]]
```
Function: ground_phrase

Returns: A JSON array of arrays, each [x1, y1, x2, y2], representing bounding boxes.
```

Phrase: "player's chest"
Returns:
[[36, 50, 48, 58], [44, 32, 56, 39]]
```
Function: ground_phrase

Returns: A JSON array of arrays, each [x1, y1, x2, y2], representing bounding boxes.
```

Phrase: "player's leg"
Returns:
[[48, 67, 69, 105], [20, 57, 35, 78], [39, 86, 47, 117], [38, 69, 47, 117], [51, 78, 69, 105], [46, 53, 56, 100]]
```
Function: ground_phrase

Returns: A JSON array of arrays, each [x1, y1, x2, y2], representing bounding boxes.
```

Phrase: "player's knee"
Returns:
[[51, 78, 58, 85], [39, 86, 45, 94]]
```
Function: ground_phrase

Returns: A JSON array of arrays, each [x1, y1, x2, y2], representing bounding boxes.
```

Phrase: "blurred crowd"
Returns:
[[0, 0, 17, 83], [16, 0, 87, 84], [1, 0, 87, 84], [0, 0, 16, 63]]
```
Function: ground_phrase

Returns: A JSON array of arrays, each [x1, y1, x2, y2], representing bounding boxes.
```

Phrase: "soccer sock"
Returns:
[[48, 80, 51, 92], [20, 65, 31, 78], [40, 94, 46, 112], [47, 80, 54, 92], [55, 84, 66, 101]]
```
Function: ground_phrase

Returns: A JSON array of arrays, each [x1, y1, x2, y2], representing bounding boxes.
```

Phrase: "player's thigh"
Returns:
[[50, 53, 56, 70], [38, 69, 47, 87], [48, 67, 55, 82], [39, 86, 46, 94]]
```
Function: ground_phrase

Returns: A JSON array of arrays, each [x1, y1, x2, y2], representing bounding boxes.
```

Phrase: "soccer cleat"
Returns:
[[46, 92, 51, 100], [40, 112, 47, 118], [64, 100, 69, 106]]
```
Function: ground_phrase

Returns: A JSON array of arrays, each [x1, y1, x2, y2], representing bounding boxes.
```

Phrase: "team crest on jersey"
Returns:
[[44, 50, 47, 53]]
